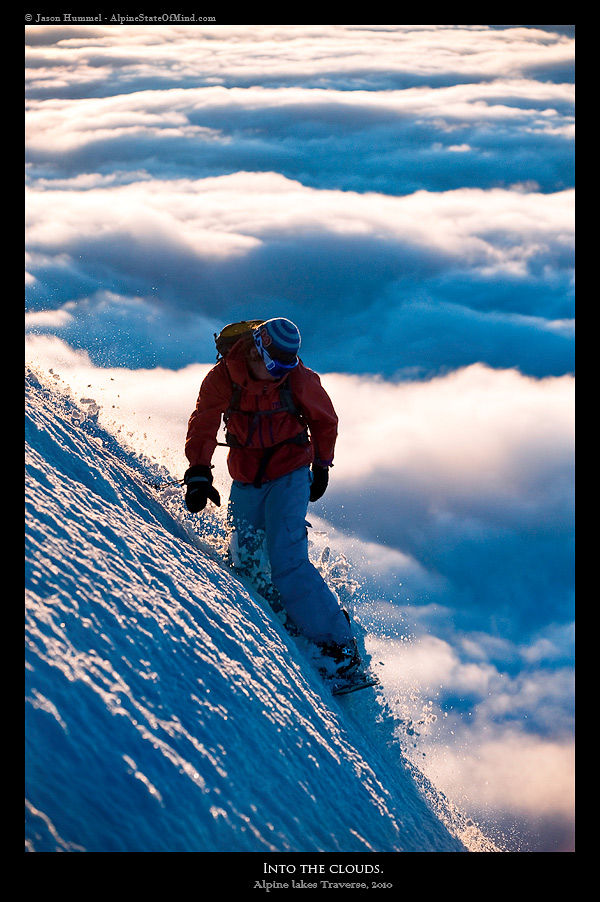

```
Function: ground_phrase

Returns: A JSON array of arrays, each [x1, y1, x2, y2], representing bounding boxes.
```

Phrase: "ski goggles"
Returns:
[[253, 328, 299, 377]]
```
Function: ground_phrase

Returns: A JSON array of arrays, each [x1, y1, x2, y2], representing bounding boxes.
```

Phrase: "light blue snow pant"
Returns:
[[227, 466, 353, 646]]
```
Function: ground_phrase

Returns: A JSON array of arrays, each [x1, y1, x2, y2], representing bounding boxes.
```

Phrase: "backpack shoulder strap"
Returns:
[[223, 365, 242, 426], [278, 375, 305, 423]]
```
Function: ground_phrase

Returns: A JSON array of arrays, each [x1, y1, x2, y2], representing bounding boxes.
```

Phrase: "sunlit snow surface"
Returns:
[[25, 367, 500, 854]]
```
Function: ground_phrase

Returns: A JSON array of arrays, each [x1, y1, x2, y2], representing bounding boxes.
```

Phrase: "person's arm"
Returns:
[[183, 363, 231, 511], [185, 362, 231, 468], [294, 367, 338, 501]]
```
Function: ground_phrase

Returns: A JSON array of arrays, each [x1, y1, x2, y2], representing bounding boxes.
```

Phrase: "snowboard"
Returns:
[[331, 671, 379, 696]]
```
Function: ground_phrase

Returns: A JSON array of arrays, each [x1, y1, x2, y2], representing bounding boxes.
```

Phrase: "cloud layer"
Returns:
[[26, 172, 574, 376], [26, 25, 574, 379], [322, 365, 574, 629]]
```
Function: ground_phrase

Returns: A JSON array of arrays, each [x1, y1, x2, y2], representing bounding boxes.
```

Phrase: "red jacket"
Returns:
[[185, 340, 338, 484]]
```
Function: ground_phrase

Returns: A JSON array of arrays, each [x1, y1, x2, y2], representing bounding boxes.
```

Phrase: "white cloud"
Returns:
[[425, 728, 574, 824], [25, 79, 575, 149], [323, 364, 574, 500], [26, 25, 574, 91], [365, 628, 574, 841], [25, 172, 574, 293]]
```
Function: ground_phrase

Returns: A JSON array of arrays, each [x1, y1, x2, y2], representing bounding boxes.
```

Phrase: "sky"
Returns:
[[25, 24, 575, 852]]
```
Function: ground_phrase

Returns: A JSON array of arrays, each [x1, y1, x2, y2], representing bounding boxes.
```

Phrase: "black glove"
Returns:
[[184, 465, 221, 512], [309, 465, 329, 502]]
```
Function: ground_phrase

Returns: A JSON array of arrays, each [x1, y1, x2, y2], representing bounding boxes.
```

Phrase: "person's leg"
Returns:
[[227, 480, 270, 587], [264, 467, 353, 646]]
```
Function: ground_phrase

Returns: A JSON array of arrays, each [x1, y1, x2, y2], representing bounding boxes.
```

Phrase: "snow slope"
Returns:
[[25, 367, 497, 855]]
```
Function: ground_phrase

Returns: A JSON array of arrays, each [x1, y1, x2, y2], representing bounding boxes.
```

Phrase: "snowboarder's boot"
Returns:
[[318, 637, 362, 678]]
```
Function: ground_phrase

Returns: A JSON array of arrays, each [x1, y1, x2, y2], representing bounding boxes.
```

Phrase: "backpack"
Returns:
[[214, 320, 264, 361], [213, 320, 309, 486]]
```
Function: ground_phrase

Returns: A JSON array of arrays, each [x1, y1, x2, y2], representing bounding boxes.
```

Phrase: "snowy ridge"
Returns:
[[25, 367, 498, 855]]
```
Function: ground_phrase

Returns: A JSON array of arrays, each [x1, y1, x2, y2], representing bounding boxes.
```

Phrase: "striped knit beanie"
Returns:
[[258, 318, 301, 362]]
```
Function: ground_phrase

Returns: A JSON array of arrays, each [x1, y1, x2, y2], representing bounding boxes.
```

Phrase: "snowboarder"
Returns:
[[183, 317, 361, 679]]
